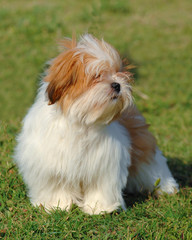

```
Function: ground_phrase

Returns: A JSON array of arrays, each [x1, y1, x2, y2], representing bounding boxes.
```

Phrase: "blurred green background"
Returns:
[[0, 0, 191, 238]]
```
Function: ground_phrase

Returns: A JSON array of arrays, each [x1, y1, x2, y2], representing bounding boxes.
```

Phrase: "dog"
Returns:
[[14, 34, 178, 214]]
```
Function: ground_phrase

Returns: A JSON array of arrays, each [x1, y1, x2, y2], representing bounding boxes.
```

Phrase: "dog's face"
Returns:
[[45, 34, 133, 125]]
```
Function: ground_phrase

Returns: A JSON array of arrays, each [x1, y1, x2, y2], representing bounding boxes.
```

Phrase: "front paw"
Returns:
[[82, 202, 117, 215], [82, 200, 125, 215], [31, 196, 73, 212]]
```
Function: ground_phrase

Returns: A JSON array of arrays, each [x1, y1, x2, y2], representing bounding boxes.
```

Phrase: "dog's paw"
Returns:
[[81, 201, 121, 215], [32, 196, 73, 212], [157, 177, 179, 195]]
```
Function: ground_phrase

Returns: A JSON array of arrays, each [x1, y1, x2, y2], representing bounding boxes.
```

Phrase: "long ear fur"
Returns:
[[44, 37, 79, 105], [45, 50, 78, 105]]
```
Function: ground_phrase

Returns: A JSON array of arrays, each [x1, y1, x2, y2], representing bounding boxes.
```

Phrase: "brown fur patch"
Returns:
[[119, 105, 156, 175], [59, 34, 77, 50], [45, 46, 97, 113]]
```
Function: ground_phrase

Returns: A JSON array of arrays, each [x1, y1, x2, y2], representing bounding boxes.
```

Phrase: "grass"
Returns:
[[0, 0, 192, 239]]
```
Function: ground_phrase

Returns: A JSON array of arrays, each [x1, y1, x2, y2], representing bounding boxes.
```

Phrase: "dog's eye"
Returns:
[[92, 74, 102, 84], [96, 74, 101, 78], [93, 74, 101, 82]]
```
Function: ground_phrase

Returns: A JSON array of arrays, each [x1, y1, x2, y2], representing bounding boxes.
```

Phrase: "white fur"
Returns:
[[14, 34, 178, 214], [76, 34, 122, 76], [67, 74, 132, 125], [14, 82, 131, 214], [14, 82, 178, 214], [126, 148, 179, 194]]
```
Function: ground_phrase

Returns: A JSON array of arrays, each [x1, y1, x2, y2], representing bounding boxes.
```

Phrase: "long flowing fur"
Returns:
[[14, 34, 178, 214]]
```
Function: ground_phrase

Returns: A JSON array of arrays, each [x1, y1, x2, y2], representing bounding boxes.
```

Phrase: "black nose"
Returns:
[[111, 82, 120, 93]]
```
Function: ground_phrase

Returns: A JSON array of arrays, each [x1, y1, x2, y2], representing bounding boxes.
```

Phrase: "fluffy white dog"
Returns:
[[14, 34, 178, 214]]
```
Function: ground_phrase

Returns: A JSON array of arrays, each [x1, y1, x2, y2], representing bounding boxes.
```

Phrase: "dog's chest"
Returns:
[[53, 121, 131, 182]]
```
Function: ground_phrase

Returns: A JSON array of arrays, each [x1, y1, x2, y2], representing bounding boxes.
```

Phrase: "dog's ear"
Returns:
[[45, 37, 80, 105], [44, 36, 95, 107], [45, 53, 88, 105], [45, 50, 75, 105]]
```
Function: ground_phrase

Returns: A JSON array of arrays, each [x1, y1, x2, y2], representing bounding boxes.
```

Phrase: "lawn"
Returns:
[[0, 0, 192, 239]]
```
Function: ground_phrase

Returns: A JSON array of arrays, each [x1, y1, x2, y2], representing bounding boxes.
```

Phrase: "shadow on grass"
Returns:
[[123, 192, 148, 208], [167, 157, 192, 187]]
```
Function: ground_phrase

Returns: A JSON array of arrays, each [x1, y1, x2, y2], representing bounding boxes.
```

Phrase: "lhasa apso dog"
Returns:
[[14, 34, 178, 214]]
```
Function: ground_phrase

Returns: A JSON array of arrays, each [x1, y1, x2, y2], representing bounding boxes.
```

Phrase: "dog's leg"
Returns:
[[126, 148, 179, 194], [81, 177, 127, 215], [82, 189, 125, 215]]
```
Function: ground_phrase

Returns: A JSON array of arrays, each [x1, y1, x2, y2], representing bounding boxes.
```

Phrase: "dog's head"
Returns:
[[45, 34, 133, 125]]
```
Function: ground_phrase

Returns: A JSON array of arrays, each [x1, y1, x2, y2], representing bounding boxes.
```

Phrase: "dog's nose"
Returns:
[[111, 82, 120, 93]]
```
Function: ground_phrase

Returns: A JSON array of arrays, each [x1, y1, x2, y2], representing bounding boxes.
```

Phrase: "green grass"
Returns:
[[0, 0, 192, 239]]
